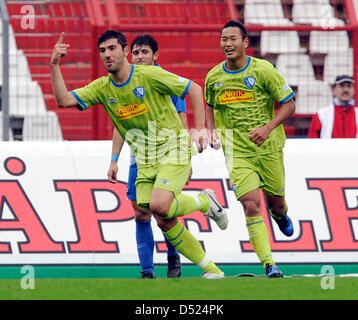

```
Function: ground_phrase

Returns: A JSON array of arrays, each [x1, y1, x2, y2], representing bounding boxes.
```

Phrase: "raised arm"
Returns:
[[50, 32, 79, 108]]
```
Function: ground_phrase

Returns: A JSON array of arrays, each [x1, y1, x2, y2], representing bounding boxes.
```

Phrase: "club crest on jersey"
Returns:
[[244, 77, 256, 89], [133, 86, 145, 99]]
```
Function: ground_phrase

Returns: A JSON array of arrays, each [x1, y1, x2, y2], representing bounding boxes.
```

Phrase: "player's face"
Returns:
[[131, 44, 158, 66], [333, 82, 355, 104], [99, 38, 129, 74], [220, 27, 248, 60]]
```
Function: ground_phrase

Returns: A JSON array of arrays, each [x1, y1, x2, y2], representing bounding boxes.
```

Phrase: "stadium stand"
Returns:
[[292, 0, 341, 26], [9, 81, 46, 115], [275, 53, 316, 87], [2, 0, 356, 139], [22, 112, 63, 141], [309, 17, 349, 55], [2, 2, 63, 140], [295, 80, 333, 114], [323, 48, 353, 84], [260, 30, 306, 56], [5, 0, 92, 140], [244, 0, 293, 26]]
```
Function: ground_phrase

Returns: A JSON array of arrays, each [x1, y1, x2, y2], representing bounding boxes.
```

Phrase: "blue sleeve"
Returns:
[[71, 91, 87, 111], [171, 96, 187, 113]]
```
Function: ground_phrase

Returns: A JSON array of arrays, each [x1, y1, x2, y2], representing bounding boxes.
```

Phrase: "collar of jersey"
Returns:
[[223, 56, 251, 74], [110, 64, 134, 88]]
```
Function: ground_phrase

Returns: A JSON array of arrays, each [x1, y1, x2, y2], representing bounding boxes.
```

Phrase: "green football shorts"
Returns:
[[135, 161, 191, 206], [228, 151, 285, 200]]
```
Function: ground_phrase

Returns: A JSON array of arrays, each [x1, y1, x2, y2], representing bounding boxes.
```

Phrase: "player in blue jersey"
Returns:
[[108, 35, 188, 279]]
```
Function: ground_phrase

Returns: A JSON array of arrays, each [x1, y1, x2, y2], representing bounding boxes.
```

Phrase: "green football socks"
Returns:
[[246, 216, 275, 266], [163, 221, 223, 275]]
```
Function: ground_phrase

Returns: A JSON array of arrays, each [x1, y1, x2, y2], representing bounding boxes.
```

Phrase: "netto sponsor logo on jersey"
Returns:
[[114, 102, 149, 120], [218, 89, 254, 104]]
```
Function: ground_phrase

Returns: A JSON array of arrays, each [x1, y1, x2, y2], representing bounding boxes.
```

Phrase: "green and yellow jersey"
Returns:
[[71, 64, 192, 164], [205, 56, 295, 158]]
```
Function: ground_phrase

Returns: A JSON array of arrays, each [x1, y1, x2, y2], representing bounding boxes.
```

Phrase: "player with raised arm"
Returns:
[[205, 20, 295, 278], [108, 34, 188, 279], [51, 30, 228, 279]]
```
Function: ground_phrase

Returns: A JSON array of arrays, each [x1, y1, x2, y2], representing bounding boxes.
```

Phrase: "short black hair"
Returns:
[[222, 20, 247, 39], [131, 34, 159, 53], [97, 30, 127, 49]]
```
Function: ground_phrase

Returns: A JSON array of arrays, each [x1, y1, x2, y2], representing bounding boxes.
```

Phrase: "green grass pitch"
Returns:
[[1, 276, 357, 300], [1, 264, 357, 302]]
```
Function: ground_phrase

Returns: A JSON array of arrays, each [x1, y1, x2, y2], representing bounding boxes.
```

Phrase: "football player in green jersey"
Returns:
[[50, 30, 228, 279], [108, 34, 189, 279], [205, 20, 296, 278]]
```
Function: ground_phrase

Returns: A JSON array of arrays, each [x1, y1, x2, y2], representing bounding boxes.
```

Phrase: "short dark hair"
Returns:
[[131, 34, 159, 53], [97, 30, 127, 49], [222, 20, 247, 39]]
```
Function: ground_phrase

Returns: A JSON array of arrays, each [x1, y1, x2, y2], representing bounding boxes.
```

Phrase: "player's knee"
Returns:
[[153, 215, 177, 232], [132, 202, 151, 220], [134, 210, 151, 221], [149, 201, 169, 218], [241, 199, 260, 216]]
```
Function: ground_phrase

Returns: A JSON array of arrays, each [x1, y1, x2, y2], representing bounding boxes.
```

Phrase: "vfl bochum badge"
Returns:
[[133, 86, 145, 99], [244, 77, 256, 89]]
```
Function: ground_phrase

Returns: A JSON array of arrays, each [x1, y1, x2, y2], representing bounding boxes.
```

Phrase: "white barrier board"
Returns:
[[0, 139, 357, 265]]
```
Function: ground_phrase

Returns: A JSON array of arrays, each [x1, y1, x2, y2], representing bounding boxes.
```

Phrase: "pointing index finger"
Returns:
[[57, 32, 65, 44]]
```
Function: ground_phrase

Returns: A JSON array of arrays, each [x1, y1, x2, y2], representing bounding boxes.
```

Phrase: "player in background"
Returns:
[[51, 30, 228, 279], [205, 20, 295, 277], [107, 34, 188, 279]]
